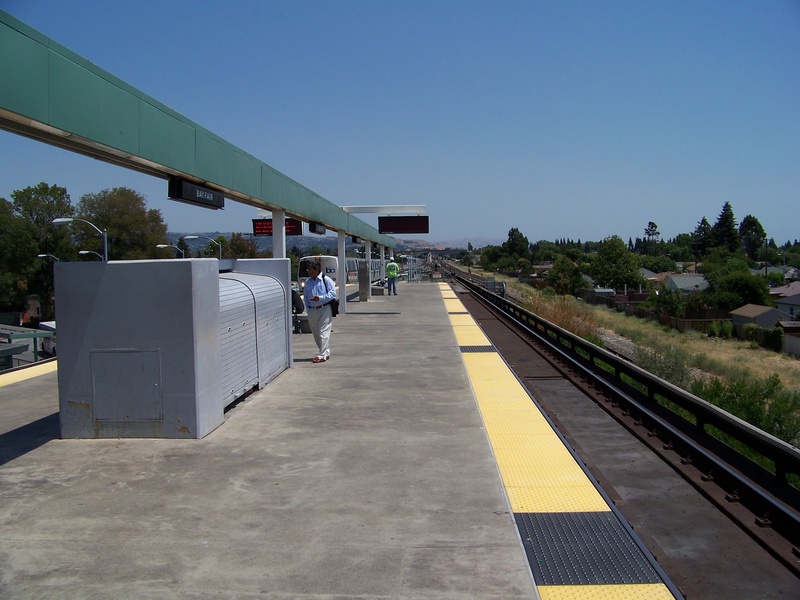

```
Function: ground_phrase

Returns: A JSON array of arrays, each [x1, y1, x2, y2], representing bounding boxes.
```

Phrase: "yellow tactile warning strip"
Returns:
[[0, 360, 57, 388], [538, 584, 675, 600], [439, 282, 677, 599]]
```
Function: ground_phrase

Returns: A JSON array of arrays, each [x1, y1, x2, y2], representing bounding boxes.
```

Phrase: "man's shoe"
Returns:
[[312, 356, 328, 363]]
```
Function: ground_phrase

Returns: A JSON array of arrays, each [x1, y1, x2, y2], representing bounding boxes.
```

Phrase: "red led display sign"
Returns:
[[285, 218, 303, 235], [378, 215, 429, 234], [253, 219, 273, 236], [252, 218, 303, 236]]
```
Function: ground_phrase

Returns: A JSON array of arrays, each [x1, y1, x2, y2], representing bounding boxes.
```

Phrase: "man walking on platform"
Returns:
[[303, 260, 337, 363], [386, 256, 399, 295]]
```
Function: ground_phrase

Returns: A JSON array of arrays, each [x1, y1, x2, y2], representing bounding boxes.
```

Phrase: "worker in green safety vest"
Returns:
[[385, 257, 399, 295]]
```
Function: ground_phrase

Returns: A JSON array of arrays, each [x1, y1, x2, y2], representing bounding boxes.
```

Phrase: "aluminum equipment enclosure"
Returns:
[[219, 272, 289, 406], [55, 258, 292, 439]]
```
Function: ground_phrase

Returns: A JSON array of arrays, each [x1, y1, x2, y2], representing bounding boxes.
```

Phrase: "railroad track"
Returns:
[[446, 268, 800, 598]]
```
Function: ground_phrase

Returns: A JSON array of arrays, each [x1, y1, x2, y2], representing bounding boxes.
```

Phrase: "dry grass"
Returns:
[[526, 293, 601, 342], [469, 267, 800, 390], [593, 307, 800, 390]]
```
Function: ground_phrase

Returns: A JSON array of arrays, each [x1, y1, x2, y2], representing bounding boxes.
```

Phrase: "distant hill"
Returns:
[[171, 233, 502, 252], [396, 237, 503, 250]]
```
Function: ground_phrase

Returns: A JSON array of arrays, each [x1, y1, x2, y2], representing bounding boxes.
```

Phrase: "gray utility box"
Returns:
[[55, 258, 292, 439]]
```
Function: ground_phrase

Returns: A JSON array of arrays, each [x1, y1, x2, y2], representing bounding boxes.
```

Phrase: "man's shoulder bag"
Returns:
[[323, 276, 339, 317]]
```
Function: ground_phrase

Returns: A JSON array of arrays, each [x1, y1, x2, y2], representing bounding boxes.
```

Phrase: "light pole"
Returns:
[[156, 244, 185, 258], [78, 250, 103, 260], [53, 217, 108, 262], [184, 235, 222, 260], [37, 254, 60, 262]]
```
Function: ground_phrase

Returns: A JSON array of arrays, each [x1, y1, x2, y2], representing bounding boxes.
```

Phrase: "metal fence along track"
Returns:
[[451, 270, 800, 577]]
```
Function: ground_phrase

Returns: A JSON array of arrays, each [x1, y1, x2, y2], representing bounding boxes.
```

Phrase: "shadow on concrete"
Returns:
[[0, 412, 60, 467]]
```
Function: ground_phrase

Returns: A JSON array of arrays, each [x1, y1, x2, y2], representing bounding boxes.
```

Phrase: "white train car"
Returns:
[[298, 255, 339, 291], [39, 320, 56, 356]]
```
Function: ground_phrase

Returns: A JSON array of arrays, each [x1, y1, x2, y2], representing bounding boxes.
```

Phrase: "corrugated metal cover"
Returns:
[[219, 277, 258, 405], [219, 273, 289, 407]]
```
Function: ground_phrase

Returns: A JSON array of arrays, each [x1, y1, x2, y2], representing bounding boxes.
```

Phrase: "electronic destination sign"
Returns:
[[168, 177, 224, 210], [378, 215, 429, 234], [252, 218, 303, 236]]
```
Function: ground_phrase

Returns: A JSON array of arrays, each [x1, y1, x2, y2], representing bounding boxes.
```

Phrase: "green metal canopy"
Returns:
[[0, 10, 395, 248]]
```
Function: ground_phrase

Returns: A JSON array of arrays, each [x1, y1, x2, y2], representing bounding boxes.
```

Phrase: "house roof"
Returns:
[[650, 271, 673, 284], [729, 304, 778, 318], [769, 281, 800, 298], [750, 266, 786, 277], [665, 274, 708, 291]]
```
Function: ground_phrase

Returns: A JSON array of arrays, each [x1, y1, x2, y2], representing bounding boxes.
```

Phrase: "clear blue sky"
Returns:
[[2, 1, 798, 247]]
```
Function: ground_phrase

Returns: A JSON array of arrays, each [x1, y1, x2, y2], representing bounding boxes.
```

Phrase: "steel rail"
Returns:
[[449, 270, 800, 576]]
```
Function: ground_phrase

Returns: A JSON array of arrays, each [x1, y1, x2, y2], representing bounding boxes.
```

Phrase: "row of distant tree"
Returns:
[[466, 202, 791, 316], [1, 182, 397, 321], [1, 183, 316, 320]]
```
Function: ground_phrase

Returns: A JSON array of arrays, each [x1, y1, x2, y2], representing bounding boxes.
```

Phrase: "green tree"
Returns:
[[644, 221, 659, 240], [739, 215, 766, 261], [0, 199, 38, 312], [76, 188, 168, 260], [714, 271, 769, 308], [644, 221, 660, 254], [641, 255, 677, 274], [11, 182, 76, 318], [691, 375, 800, 446], [516, 257, 532, 280], [11, 182, 74, 239], [711, 201, 740, 254], [227, 232, 260, 258], [461, 251, 473, 271], [662, 235, 695, 263], [479, 245, 503, 270], [648, 285, 685, 318], [530, 240, 560, 263], [691, 217, 713, 258], [502, 227, 530, 260], [199, 235, 227, 259], [701, 257, 769, 310], [310, 244, 332, 257], [546, 255, 585, 296], [177, 236, 191, 258], [588, 235, 643, 291]]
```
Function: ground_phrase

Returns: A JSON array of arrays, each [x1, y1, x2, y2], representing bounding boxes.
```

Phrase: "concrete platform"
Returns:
[[0, 280, 537, 599]]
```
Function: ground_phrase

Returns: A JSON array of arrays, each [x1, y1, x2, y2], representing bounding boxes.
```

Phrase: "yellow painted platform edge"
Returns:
[[439, 282, 675, 598], [538, 583, 675, 599], [0, 360, 58, 387]]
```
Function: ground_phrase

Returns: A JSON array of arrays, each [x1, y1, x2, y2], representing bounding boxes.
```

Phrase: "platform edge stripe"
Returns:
[[460, 337, 613, 513], [442, 282, 683, 600], [0, 360, 58, 387], [537, 583, 676, 600], [506, 485, 611, 513]]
